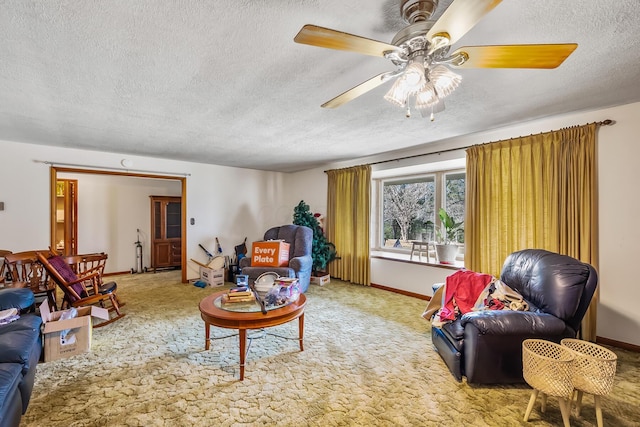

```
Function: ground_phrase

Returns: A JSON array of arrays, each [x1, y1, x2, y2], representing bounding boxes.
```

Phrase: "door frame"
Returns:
[[49, 166, 188, 283]]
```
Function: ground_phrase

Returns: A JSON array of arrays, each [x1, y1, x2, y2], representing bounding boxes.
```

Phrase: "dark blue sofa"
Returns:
[[0, 288, 42, 427]]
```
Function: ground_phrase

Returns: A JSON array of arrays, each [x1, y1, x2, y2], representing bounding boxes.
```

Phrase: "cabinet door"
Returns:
[[166, 201, 181, 239], [170, 242, 182, 265], [153, 242, 173, 267]]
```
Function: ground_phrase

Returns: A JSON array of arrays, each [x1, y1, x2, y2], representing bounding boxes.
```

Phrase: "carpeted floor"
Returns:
[[21, 271, 640, 426]]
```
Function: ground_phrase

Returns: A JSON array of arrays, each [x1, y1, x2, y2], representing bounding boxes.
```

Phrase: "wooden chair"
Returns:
[[4, 250, 57, 309], [0, 249, 12, 283], [62, 253, 125, 309], [36, 251, 125, 327]]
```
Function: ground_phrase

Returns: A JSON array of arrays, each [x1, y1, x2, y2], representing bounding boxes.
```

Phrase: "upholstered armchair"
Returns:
[[239, 225, 313, 292], [431, 249, 598, 384]]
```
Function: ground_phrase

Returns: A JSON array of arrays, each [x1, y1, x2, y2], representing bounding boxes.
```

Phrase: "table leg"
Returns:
[[204, 322, 211, 350], [239, 329, 247, 381], [298, 313, 305, 352]]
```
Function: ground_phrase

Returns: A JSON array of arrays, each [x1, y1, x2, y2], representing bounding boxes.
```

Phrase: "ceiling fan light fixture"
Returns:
[[415, 82, 439, 109], [429, 65, 462, 98], [385, 56, 428, 107], [384, 76, 411, 107], [403, 58, 426, 89]]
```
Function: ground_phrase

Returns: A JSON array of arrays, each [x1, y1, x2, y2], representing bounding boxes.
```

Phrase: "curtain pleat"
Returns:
[[466, 124, 598, 340], [326, 165, 371, 285]]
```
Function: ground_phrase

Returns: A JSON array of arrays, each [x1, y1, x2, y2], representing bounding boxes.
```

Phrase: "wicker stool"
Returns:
[[522, 339, 575, 427], [561, 339, 617, 427]]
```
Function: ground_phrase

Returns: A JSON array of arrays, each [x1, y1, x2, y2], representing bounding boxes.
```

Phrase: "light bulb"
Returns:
[[430, 65, 462, 98], [415, 82, 439, 109]]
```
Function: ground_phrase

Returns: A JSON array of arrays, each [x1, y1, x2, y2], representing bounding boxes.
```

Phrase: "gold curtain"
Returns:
[[325, 165, 371, 285], [466, 123, 598, 340]]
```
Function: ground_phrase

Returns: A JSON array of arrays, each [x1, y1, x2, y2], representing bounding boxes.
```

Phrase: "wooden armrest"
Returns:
[[76, 293, 111, 306], [66, 271, 100, 286]]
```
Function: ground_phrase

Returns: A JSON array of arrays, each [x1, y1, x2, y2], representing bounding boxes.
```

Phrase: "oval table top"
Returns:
[[199, 290, 306, 330]]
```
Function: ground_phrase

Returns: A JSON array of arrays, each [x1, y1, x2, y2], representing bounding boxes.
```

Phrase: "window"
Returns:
[[377, 167, 466, 254], [382, 176, 435, 248], [444, 171, 465, 243]]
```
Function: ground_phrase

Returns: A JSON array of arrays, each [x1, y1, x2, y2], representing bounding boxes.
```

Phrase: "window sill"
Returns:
[[370, 250, 463, 270]]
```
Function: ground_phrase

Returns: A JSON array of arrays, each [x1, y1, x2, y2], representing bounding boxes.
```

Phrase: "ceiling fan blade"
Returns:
[[427, 0, 502, 46], [451, 44, 578, 69], [294, 24, 402, 57], [321, 72, 395, 108]]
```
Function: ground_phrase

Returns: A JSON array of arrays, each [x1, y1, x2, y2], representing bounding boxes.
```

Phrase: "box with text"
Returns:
[[251, 241, 290, 267], [40, 300, 110, 362], [199, 266, 225, 287], [310, 274, 330, 286]]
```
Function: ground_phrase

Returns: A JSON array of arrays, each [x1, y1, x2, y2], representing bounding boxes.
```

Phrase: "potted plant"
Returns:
[[434, 208, 463, 264], [293, 201, 337, 277]]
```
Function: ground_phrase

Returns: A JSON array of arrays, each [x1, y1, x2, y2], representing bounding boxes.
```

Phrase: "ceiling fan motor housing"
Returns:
[[401, 0, 439, 24]]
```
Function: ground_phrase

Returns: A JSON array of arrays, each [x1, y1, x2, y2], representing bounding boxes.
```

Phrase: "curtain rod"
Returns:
[[43, 161, 191, 177], [366, 119, 614, 167]]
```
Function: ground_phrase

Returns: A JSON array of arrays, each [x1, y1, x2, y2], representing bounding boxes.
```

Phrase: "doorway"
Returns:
[[49, 167, 188, 283]]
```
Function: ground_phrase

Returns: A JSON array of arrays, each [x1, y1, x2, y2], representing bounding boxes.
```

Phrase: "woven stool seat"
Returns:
[[522, 339, 575, 427], [562, 339, 617, 427], [561, 339, 617, 396]]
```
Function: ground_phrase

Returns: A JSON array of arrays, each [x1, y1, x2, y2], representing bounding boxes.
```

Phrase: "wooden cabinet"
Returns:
[[54, 180, 78, 256], [150, 196, 182, 270]]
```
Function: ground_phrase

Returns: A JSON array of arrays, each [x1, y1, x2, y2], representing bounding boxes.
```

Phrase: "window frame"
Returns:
[[373, 167, 466, 264]]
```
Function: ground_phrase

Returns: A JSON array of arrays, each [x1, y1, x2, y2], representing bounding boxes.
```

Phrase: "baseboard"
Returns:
[[370, 283, 430, 301], [596, 336, 640, 353], [104, 271, 132, 277]]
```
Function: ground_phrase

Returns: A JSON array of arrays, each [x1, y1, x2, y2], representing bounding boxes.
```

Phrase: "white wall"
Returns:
[[0, 141, 289, 280], [287, 102, 640, 347]]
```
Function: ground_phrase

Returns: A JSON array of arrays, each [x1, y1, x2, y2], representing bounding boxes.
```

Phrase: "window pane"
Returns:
[[382, 177, 435, 247], [444, 172, 465, 242]]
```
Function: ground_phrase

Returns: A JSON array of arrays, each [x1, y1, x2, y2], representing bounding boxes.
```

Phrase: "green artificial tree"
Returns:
[[293, 200, 337, 274]]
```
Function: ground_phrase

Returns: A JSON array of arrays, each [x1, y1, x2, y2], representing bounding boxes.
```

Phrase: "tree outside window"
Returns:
[[382, 177, 435, 247], [445, 172, 465, 243], [381, 170, 465, 248]]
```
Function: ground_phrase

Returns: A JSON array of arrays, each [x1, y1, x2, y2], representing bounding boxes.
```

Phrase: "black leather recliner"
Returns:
[[431, 249, 598, 384]]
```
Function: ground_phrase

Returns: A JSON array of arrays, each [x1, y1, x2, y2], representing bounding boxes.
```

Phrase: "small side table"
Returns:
[[522, 339, 574, 427], [561, 339, 617, 427], [410, 241, 433, 262]]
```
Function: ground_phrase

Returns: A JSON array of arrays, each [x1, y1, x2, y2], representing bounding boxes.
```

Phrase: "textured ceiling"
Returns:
[[1, 0, 640, 172]]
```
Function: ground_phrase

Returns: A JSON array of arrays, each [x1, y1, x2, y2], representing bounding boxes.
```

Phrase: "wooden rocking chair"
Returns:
[[36, 251, 126, 327], [61, 252, 126, 310], [4, 250, 57, 309]]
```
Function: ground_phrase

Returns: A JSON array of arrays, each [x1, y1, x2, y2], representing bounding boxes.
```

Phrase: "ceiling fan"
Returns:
[[294, 0, 577, 119]]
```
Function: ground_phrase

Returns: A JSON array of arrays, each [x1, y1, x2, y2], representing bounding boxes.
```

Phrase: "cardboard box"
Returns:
[[251, 241, 290, 267], [199, 266, 225, 287], [40, 300, 110, 362], [310, 274, 330, 286]]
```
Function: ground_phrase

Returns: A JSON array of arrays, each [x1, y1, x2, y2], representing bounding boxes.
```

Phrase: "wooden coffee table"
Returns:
[[199, 290, 306, 380]]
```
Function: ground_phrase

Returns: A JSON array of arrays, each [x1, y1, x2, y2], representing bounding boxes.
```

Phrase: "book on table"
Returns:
[[222, 290, 255, 304]]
